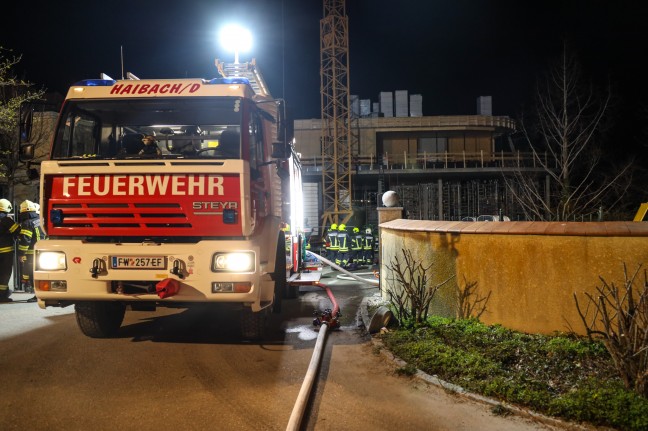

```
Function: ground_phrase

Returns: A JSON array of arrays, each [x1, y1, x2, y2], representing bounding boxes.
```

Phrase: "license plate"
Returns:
[[110, 256, 167, 269]]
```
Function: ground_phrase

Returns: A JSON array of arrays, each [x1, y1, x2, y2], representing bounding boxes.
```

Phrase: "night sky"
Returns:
[[2, 1, 646, 143]]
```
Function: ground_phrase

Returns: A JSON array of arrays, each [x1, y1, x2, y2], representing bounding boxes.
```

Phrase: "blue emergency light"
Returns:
[[206, 77, 251, 85], [72, 79, 117, 87]]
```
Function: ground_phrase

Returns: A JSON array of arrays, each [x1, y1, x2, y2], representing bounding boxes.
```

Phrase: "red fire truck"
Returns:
[[21, 61, 305, 339]]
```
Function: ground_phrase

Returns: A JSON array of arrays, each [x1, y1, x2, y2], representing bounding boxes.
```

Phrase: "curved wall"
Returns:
[[379, 220, 648, 334]]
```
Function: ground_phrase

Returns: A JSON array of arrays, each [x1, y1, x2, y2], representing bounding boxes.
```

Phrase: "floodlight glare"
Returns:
[[219, 25, 252, 63]]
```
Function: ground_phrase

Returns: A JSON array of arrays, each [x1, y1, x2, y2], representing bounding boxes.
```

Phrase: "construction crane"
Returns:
[[320, 0, 356, 228]]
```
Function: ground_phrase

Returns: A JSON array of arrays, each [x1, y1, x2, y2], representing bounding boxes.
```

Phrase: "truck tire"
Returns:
[[240, 307, 268, 340], [75, 301, 126, 338]]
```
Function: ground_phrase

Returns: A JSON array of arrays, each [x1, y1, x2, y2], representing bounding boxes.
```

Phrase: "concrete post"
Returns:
[[377, 207, 404, 298]]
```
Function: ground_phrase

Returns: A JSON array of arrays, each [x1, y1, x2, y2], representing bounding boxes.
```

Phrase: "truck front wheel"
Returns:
[[75, 301, 126, 338]]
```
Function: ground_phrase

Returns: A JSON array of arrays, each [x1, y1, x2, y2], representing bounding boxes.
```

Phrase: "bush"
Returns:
[[385, 249, 453, 325], [380, 317, 647, 430], [574, 264, 648, 396]]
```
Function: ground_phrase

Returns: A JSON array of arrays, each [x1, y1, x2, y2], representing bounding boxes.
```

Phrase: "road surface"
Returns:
[[0, 270, 558, 430]]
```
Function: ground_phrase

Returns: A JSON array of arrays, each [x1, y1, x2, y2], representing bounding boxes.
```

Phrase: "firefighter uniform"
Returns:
[[0, 199, 20, 302], [17, 200, 46, 302], [335, 224, 350, 268], [349, 227, 363, 269], [363, 227, 375, 266], [325, 223, 339, 263]]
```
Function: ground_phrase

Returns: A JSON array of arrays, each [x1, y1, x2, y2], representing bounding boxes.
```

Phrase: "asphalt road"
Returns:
[[0, 269, 557, 431]]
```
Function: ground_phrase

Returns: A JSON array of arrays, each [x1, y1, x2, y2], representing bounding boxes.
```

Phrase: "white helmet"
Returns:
[[20, 200, 38, 213], [0, 199, 12, 213]]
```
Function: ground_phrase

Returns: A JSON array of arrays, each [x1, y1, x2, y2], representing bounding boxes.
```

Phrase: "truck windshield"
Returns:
[[51, 98, 243, 160]]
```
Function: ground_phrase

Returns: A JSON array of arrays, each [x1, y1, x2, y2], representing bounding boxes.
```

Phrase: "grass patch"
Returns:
[[380, 316, 648, 430]]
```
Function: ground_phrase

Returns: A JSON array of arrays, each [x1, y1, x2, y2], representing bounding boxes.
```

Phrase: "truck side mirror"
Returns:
[[20, 143, 35, 161]]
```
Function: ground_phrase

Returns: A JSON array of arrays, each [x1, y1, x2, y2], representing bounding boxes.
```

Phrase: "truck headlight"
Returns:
[[36, 251, 67, 271], [212, 252, 255, 272]]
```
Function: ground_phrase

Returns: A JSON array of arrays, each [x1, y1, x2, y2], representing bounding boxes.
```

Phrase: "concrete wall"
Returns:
[[379, 219, 648, 335]]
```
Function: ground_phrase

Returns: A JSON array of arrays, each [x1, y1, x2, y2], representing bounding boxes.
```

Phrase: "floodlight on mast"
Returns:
[[219, 24, 252, 64]]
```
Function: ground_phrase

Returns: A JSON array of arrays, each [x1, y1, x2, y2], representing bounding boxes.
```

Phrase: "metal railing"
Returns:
[[300, 150, 556, 172]]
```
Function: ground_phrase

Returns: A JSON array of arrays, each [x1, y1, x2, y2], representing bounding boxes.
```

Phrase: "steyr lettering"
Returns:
[[192, 201, 239, 210]]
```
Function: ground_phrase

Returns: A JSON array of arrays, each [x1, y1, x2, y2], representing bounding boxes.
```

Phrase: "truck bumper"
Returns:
[[33, 239, 275, 312]]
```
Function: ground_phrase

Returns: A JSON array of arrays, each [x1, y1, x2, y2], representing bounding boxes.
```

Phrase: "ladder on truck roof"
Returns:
[[215, 58, 271, 97]]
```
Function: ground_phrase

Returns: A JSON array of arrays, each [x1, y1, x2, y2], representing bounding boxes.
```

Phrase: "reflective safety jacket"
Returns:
[[363, 232, 374, 250], [351, 233, 363, 252], [0, 213, 20, 254], [18, 212, 47, 256], [326, 230, 339, 251], [337, 230, 349, 252]]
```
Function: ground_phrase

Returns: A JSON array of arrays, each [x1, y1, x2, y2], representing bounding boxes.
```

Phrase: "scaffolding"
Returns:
[[393, 179, 529, 221]]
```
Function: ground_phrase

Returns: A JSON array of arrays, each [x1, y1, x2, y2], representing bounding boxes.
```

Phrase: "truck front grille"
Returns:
[[52, 202, 191, 229]]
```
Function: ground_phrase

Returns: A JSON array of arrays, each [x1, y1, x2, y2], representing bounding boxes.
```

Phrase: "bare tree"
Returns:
[[0, 47, 46, 199], [386, 248, 454, 325], [574, 264, 648, 397], [507, 45, 632, 221]]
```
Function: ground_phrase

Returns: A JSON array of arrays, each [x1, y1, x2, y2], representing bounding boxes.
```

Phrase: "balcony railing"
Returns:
[[300, 151, 556, 172]]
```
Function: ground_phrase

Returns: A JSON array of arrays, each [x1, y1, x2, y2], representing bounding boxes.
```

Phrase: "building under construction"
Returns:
[[294, 92, 551, 230]]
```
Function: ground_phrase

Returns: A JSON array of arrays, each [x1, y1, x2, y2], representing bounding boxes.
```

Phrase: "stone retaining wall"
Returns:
[[379, 219, 648, 335]]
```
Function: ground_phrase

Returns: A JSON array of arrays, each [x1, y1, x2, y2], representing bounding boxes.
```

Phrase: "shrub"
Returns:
[[380, 317, 648, 430], [385, 248, 453, 325], [574, 264, 648, 396]]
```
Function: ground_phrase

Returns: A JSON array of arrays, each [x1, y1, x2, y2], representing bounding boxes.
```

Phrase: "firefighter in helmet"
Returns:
[[325, 223, 339, 264], [17, 200, 47, 302], [0, 199, 20, 302]]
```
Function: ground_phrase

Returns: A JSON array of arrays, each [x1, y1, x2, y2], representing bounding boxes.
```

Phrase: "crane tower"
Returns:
[[320, 0, 354, 228]]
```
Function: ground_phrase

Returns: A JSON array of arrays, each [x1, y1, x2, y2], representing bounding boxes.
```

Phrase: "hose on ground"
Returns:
[[287, 252, 377, 430], [285, 321, 329, 431], [305, 251, 379, 287], [286, 281, 339, 431]]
